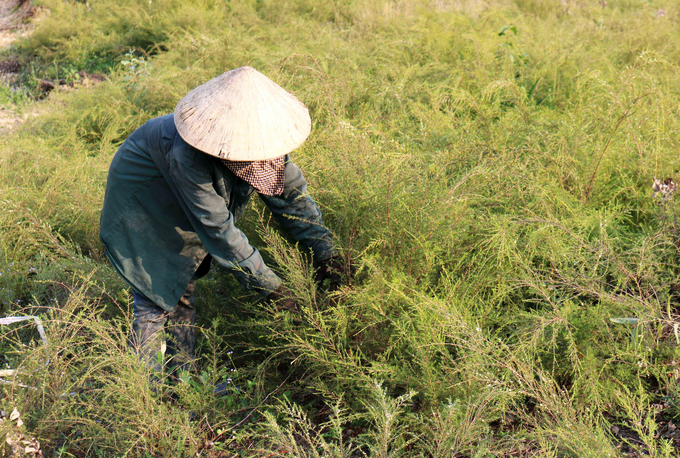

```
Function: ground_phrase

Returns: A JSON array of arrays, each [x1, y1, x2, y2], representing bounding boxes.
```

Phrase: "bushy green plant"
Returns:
[[2, 0, 680, 456]]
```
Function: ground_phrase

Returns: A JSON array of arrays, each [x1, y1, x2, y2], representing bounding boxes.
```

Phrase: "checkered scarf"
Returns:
[[223, 156, 286, 196]]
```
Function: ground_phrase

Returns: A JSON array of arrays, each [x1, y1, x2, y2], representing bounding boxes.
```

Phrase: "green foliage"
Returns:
[[2, 0, 680, 456], [0, 84, 28, 106]]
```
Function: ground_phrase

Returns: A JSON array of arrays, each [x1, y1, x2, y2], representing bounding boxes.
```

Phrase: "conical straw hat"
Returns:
[[174, 66, 312, 161]]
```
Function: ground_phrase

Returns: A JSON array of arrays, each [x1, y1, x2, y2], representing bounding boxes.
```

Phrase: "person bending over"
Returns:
[[100, 66, 343, 375]]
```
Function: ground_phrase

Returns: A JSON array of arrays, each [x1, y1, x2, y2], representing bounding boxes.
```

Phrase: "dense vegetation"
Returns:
[[2, 0, 680, 456]]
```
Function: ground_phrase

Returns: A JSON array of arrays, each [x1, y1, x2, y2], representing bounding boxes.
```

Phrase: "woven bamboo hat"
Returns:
[[174, 66, 311, 161]]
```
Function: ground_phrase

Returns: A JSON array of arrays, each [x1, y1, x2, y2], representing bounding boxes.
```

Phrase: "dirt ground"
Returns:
[[0, 0, 34, 32], [0, 0, 34, 49], [0, 0, 37, 132]]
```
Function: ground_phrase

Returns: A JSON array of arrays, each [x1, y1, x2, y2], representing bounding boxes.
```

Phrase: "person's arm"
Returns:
[[167, 147, 281, 296], [258, 158, 336, 262]]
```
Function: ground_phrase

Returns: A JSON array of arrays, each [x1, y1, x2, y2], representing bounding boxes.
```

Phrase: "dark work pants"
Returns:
[[130, 282, 196, 377]]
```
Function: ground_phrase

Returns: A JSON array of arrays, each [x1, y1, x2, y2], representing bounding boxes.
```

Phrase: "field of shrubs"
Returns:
[[2, 0, 680, 456]]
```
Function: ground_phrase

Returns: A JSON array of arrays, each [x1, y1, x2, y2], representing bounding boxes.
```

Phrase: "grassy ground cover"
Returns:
[[2, 0, 680, 456]]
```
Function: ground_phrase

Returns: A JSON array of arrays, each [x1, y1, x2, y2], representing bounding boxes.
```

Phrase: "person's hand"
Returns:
[[314, 256, 352, 289], [266, 285, 299, 312]]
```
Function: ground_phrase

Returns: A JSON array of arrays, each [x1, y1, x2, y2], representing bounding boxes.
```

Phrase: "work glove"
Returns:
[[314, 256, 352, 289], [266, 285, 299, 313]]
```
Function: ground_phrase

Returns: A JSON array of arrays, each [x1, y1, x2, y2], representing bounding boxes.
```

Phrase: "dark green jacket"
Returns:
[[100, 114, 334, 311]]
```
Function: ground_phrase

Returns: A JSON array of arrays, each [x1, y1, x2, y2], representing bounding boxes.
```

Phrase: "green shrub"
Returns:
[[2, 0, 680, 456]]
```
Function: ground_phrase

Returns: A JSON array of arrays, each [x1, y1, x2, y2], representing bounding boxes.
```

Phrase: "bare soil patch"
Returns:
[[0, 0, 35, 32], [0, 0, 35, 132]]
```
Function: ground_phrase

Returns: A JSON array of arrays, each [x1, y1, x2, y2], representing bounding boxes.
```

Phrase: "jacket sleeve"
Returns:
[[167, 148, 281, 296], [259, 158, 336, 262]]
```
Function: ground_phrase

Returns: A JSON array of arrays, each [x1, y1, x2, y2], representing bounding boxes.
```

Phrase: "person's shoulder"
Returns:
[[139, 113, 175, 137], [144, 113, 173, 125], [167, 124, 214, 172], [133, 114, 194, 160], [154, 114, 177, 149], [125, 114, 171, 143], [155, 113, 175, 128]]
